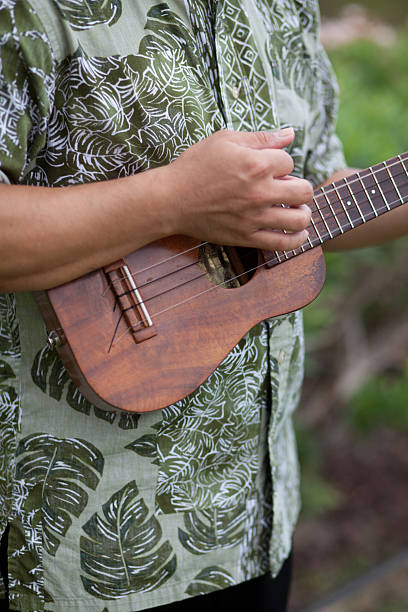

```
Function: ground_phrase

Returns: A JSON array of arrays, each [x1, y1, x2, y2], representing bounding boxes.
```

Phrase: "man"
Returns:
[[0, 1, 407, 611]]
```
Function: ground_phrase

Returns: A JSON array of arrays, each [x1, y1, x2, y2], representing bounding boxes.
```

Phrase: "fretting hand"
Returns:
[[164, 128, 313, 252]]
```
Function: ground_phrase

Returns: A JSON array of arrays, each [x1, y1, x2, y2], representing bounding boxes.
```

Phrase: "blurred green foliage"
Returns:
[[304, 32, 408, 337], [304, 29, 408, 373], [348, 363, 408, 434], [332, 34, 408, 168], [296, 425, 343, 517], [298, 30, 408, 517], [373, 603, 408, 612]]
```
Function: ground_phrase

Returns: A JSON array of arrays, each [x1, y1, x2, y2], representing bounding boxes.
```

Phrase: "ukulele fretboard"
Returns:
[[269, 152, 408, 267]]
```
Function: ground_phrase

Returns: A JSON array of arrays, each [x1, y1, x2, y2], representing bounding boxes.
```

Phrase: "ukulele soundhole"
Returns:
[[198, 243, 258, 289]]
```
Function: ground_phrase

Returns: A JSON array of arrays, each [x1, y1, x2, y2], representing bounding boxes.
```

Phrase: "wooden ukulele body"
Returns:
[[36, 237, 326, 413]]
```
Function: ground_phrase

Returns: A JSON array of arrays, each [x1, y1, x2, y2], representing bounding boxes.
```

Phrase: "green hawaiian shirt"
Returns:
[[0, 0, 346, 610]]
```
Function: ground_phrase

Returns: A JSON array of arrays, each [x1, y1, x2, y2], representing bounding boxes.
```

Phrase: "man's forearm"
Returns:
[[0, 167, 175, 292], [322, 167, 408, 251], [0, 129, 313, 292]]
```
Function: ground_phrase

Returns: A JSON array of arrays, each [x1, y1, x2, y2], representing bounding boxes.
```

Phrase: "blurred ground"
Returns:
[[321, 5, 396, 49]]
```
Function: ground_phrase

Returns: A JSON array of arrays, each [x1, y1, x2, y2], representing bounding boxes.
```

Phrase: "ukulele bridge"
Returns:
[[104, 259, 157, 344]]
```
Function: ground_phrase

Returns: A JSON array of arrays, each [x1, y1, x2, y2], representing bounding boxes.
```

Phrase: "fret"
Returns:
[[332, 182, 355, 229], [295, 245, 306, 255], [377, 160, 402, 208], [356, 171, 378, 218], [394, 155, 408, 202], [358, 167, 388, 215], [399, 152, 408, 179], [383, 160, 403, 204], [325, 182, 351, 231], [313, 195, 333, 239], [274, 250, 282, 264], [313, 189, 345, 239], [310, 216, 324, 243], [319, 187, 344, 234], [371, 164, 391, 211], [343, 177, 366, 223]]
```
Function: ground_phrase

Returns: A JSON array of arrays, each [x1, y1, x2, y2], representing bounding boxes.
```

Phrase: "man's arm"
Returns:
[[322, 168, 408, 251], [0, 129, 313, 292]]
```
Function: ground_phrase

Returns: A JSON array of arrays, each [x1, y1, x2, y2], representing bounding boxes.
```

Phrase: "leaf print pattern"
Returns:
[[155, 324, 269, 513], [185, 566, 235, 596], [125, 434, 157, 460], [0, 359, 15, 382], [54, 0, 122, 30], [31, 345, 140, 428], [0, 0, 55, 182], [15, 434, 104, 555], [179, 505, 246, 555], [0, 294, 19, 357], [0, 295, 20, 535], [0, 384, 19, 533], [0, 295, 20, 538], [238, 484, 272, 581], [26, 4, 224, 188], [80, 481, 176, 599], [7, 514, 43, 609]]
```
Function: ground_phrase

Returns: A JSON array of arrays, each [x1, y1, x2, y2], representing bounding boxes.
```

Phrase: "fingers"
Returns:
[[244, 148, 295, 179], [216, 128, 297, 178], [250, 228, 310, 252], [268, 175, 314, 206], [226, 127, 295, 150], [255, 204, 312, 233]]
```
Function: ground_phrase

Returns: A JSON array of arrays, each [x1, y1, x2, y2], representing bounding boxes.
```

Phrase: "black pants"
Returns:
[[1, 524, 291, 612], [152, 555, 292, 612]]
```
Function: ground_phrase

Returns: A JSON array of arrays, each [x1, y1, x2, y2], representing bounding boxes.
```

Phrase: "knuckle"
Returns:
[[285, 153, 295, 174], [276, 231, 304, 251], [299, 206, 312, 228], [285, 234, 304, 251], [242, 154, 269, 179], [254, 130, 271, 147], [293, 214, 307, 231], [272, 151, 294, 176], [301, 180, 314, 202], [274, 232, 289, 251], [249, 186, 269, 205]]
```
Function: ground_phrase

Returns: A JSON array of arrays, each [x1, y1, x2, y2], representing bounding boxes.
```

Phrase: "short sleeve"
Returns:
[[0, 0, 55, 183], [304, 41, 347, 186]]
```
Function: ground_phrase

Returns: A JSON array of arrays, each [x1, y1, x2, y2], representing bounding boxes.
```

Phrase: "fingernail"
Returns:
[[277, 127, 294, 137]]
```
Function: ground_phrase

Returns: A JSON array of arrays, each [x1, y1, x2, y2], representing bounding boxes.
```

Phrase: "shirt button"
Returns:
[[231, 85, 239, 99]]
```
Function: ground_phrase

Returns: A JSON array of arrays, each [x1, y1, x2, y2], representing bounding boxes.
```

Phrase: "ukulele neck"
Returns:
[[266, 152, 408, 268]]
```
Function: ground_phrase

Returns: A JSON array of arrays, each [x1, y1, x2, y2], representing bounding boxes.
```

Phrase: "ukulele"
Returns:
[[35, 153, 408, 413]]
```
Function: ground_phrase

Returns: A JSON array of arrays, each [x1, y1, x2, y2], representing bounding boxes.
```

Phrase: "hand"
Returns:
[[164, 128, 313, 251]]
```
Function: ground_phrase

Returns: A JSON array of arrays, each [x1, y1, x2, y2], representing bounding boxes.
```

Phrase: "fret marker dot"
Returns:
[[347, 201, 352, 206], [371, 189, 376, 194]]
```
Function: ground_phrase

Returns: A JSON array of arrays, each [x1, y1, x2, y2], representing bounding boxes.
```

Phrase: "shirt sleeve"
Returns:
[[0, 0, 55, 183], [304, 40, 347, 186]]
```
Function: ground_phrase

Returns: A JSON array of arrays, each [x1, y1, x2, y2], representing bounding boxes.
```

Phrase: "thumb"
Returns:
[[234, 127, 295, 150]]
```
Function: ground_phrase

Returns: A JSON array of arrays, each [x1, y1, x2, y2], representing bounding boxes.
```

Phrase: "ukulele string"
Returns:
[[112, 165, 407, 301], [114, 248, 257, 301], [109, 157, 407, 288], [110, 195, 407, 348]]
